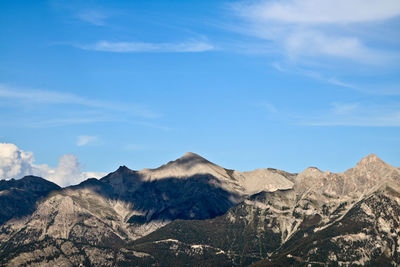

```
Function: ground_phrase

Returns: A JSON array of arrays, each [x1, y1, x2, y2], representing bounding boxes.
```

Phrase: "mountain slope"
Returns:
[[129, 154, 400, 266], [0, 153, 399, 266], [0, 176, 60, 225], [0, 152, 295, 266], [253, 182, 400, 266]]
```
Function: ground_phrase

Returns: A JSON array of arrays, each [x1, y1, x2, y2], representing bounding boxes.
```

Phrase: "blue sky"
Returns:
[[1, 0, 400, 185]]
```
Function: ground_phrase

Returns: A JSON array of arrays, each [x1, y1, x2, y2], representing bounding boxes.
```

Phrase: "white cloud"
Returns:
[[48, 154, 102, 186], [231, 0, 400, 65], [326, 78, 357, 90], [77, 135, 98, 146], [240, 0, 400, 24], [77, 10, 109, 26], [283, 31, 389, 63], [0, 143, 34, 180], [0, 143, 105, 187], [78, 40, 214, 53]]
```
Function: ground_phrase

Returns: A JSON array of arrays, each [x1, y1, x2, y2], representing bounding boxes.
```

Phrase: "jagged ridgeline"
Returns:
[[0, 153, 399, 266]]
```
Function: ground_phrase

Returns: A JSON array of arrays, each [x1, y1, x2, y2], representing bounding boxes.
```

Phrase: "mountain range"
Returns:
[[0, 152, 399, 266]]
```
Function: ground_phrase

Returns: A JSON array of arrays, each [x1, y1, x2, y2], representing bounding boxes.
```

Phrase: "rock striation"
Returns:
[[0, 153, 399, 266]]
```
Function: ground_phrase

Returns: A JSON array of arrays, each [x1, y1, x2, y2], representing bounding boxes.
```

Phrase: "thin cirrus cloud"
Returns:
[[77, 135, 99, 146], [243, 0, 400, 24], [331, 102, 359, 115], [77, 10, 109, 26], [29, 117, 113, 128], [0, 84, 170, 130], [77, 40, 214, 53], [271, 63, 400, 95], [231, 0, 400, 65], [0, 84, 159, 119], [299, 102, 400, 127]]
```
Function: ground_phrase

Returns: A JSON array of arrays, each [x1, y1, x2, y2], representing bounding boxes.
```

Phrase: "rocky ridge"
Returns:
[[0, 153, 399, 266]]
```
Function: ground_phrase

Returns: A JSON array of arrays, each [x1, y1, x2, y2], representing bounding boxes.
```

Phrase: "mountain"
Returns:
[[0, 153, 399, 266], [0, 176, 60, 225], [129, 154, 400, 266]]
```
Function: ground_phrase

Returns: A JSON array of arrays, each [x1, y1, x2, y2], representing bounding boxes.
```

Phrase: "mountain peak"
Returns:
[[116, 165, 132, 172], [0, 175, 60, 192], [355, 153, 385, 168], [305, 166, 322, 172], [181, 152, 205, 159], [298, 166, 323, 177], [169, 152, 210, 166], [103, 165, 136, 177], [141, 152, 221, 181]]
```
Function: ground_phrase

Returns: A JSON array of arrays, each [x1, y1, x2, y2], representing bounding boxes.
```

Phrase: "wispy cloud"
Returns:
[[258, 102, 277, 113], [299, 102, 400, 127], [231, 0, 400, 65], [326, 78, 358, 90], [331, 102, 360, 115], [0, 84, 172, 130], [27, 116, 112, 128], [283, 31, 391, 64], [271, 63, 400, 95], [77, 40, 214, 53], [0, 84, 159, 119], [239, 0, 400, 24], [77, 135, 99, 146], [77, 10, 109, 26]]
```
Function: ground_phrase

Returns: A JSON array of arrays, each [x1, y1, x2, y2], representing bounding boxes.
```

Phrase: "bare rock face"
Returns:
[[126, 154, 400, 266], [295, 154, 400, 197], [1, 153, 399, 266], [0, 152, 295, 266]]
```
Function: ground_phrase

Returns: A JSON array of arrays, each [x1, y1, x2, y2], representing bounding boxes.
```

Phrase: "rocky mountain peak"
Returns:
[[104, 165, 137, 178], [295, 167, 323, 181], [183, 151, 202, 158], [346, 153, 397, 179], [293, 167, 325, 193], [0, 175, 61, 192], [116, 165, 133, 173], [147, 152, 212, 173], [100, 165, 140, 187], [1, 153, 400, 266], [138, 152, 223, 182], [0, 175, 61, 225], [302, 166, 323, 174], [354, 153, 385, 169], [294, 155, 393, 196], [175, 152, 210, 164]]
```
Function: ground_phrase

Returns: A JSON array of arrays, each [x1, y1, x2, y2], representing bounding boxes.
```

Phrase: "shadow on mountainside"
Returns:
[[151, 152, 214, 172], [0, 163, 242, 227], [0, 176, 61, 225], [69, 169, 242, 223]]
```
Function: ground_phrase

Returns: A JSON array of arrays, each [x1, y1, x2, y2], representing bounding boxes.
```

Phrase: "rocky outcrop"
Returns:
[[0, 153, 399, 266], [129, 154, 400, 266]]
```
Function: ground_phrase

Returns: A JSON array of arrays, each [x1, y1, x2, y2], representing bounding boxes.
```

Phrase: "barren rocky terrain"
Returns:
[[0, 153, 399, 266]]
